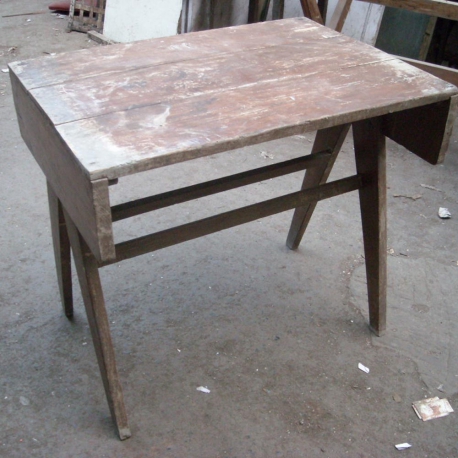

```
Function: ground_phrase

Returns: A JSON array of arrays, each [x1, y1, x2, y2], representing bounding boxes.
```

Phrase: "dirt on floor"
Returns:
[[1, 1, 458, 457]]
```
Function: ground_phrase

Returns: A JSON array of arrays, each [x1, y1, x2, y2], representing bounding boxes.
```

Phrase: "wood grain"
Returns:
[[286, 124, 351, 249], [10, 17, 458, 438], [111, 151, 332, 222], [353, 117, 387, 336], [382, 96, 458, 165], [64, 209, 131, 440], [110, 175, 362, 265], [9, 71, 115, 262], [9, 18, 457, 183], [328, 0, 353, 32], [399, 56, 458, 88], [9, 19, 320, 90], [299, 0, 324, 24]]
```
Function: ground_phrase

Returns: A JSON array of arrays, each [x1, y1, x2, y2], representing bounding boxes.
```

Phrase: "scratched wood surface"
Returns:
[[9, 18, 457, 181]]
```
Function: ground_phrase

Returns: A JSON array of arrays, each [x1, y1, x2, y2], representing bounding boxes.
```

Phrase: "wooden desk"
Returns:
[[9, 18, 458, 439]]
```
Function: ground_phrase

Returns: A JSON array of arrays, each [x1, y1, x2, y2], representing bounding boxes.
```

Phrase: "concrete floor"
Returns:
[[1, 1, 458, 457]]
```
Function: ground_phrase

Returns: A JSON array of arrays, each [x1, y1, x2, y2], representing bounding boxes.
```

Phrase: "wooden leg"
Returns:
[[63, 210, 131, 440], [47, 182, 73, 318], [286, 124, 350, 249], [353, 118, 387, 337]]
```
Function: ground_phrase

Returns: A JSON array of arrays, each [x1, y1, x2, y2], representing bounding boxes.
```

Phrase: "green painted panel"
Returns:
[[376, 7, 431, 59]]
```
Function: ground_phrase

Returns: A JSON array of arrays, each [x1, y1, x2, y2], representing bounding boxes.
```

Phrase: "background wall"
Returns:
[[103, 0, 182, 42], [188, 0, 384, 45], [103, 0, 384, 46]]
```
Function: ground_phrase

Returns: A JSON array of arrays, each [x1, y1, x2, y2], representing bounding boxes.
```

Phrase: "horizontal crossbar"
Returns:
[[111, 150, 331, 222], [101, 174, 362, 267]]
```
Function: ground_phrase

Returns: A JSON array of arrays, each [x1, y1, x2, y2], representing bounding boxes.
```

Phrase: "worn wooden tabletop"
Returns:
[[9, 17, 457, 181]]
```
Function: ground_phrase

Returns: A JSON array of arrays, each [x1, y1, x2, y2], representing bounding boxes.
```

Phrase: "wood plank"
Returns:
[[29, 34, 396, 125], [64, 210, 131, 440], [10, 19, 457, 183], [357, 0, 458, 21], [53, 57, 457, 181], [398, 55, 458, 87], [9, 71, 115, 263], [328, 0, 353, 31], [111, 151, 332, 222], [418, 17, 437, 61], [108, 175, 362, 266], [300, 0, 324, 24], [353, 117, 387, 336], [87, 30, 116, 46], [9, 18, 321, 90], [382, 96, 458, 164]]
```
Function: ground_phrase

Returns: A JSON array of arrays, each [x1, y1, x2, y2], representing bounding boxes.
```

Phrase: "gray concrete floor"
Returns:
[[1, 1, 458, 457]]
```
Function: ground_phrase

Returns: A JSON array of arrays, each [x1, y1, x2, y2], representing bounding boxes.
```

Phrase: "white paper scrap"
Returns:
[[196, 386, 210, 394], [1, 69, 9, 73], [358, 363, 370, 374], [260, 151, 274, 160], [395, 443, 412, 451], [438, 207, 451, 219], [412, 397, 454, 421]]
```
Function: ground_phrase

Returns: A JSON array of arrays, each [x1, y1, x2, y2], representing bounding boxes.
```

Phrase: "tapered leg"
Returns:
[[353, 118, 387, 336], [63, 210, 131, 440], [286, 124, 350, 249], [47, 182, 73, 318]]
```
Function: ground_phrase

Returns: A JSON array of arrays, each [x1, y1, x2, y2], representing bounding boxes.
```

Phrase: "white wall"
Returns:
[[103, 0, 384, 46], [103, 0, 182, 43]]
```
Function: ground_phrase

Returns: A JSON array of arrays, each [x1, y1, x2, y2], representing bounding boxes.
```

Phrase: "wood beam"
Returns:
[[105, 175, 361, 266], [111, 152, 331, 222]]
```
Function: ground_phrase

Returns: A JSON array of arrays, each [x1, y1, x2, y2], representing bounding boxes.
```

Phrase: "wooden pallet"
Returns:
[[68, 0, 106, 33]]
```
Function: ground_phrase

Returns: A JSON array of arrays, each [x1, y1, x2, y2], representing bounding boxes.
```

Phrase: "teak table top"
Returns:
[[9, 17, 457, 181]]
